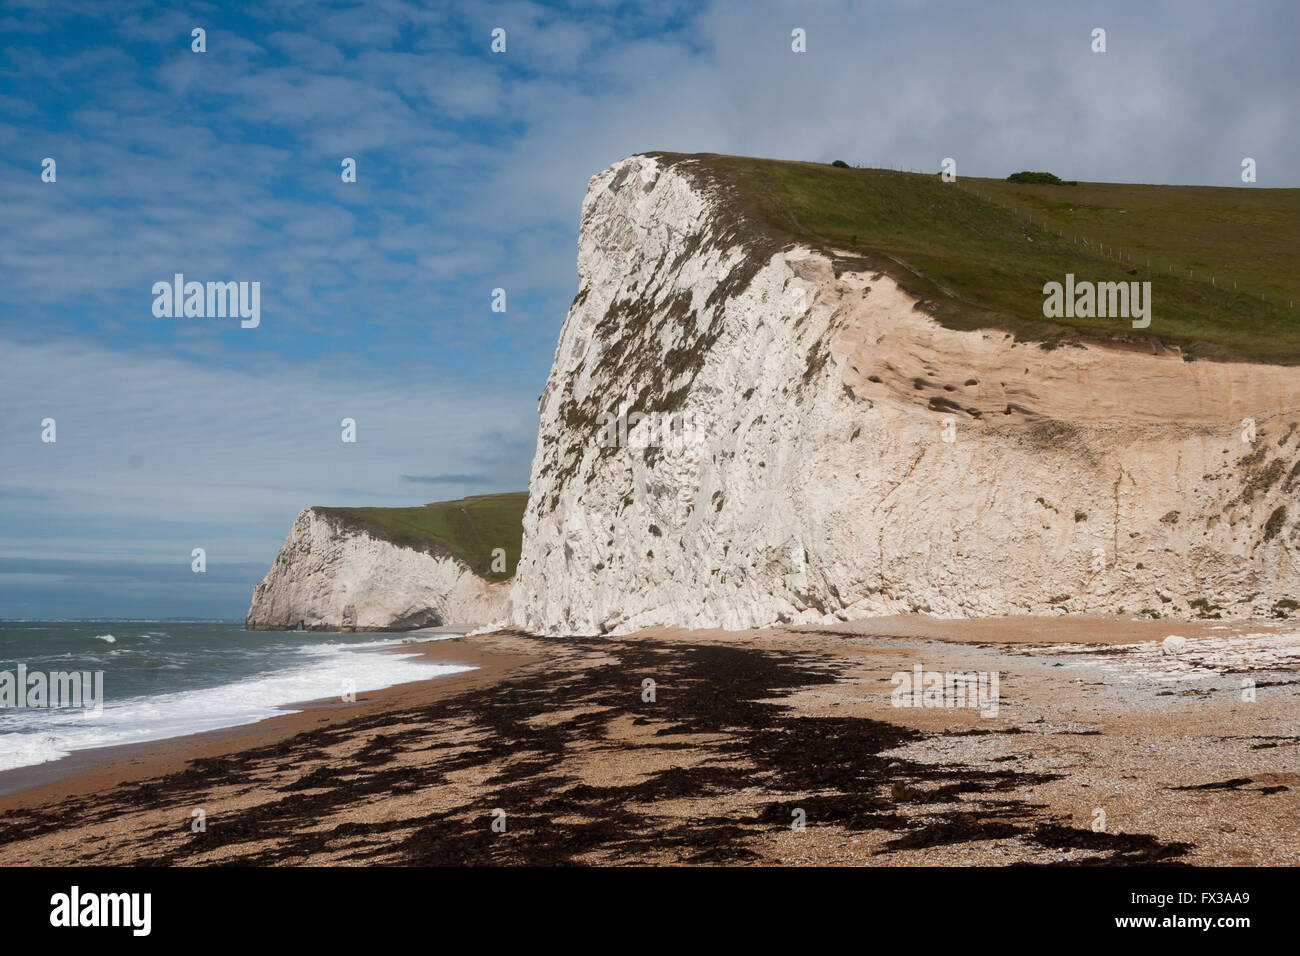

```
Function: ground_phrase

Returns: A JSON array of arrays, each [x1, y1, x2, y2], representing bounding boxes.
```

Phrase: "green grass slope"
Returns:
[[314, 492, 528, 581], [656, 152, 1300, 364]]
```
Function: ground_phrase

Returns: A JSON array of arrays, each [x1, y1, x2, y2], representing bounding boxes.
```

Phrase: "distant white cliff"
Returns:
[[246, 508, 507, 631]]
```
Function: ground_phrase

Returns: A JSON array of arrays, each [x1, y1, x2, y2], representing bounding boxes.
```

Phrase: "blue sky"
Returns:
[[1, 0, 1296, 618]]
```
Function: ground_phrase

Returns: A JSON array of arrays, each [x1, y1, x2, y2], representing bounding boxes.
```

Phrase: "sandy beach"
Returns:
[[1, 616, 1296, 866]]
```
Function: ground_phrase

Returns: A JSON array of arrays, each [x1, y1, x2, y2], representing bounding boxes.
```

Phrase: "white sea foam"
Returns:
[[90, 634, 117, 643], [0, 639, 472, 772]]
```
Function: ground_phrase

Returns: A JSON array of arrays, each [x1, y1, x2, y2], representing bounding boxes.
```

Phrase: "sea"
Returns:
[[0, 620, 471, 773]]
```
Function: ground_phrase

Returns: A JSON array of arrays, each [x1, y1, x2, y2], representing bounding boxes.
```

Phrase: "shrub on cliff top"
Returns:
[[1007, 170, 1077, 185]]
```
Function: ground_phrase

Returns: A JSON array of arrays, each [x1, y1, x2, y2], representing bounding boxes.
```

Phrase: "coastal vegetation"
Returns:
[[656, 152, 1300, 363], [316, 492, 528, 580]]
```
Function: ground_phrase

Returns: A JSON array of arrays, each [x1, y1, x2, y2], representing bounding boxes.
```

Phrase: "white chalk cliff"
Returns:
[[507, 153, 1300, 635], [246, 509, 507, 631]]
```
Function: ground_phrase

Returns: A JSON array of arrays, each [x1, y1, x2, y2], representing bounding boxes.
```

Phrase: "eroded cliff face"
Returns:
[[508, 153, 1300, 635], [246, 509, 507, 631]]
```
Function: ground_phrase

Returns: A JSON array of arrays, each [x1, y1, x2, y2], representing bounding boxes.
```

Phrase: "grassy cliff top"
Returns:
[[653, 152, 1300, 364], [314, 492, 528, 581]]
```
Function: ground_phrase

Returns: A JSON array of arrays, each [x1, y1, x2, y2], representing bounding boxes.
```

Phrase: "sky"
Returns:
[[1, 0, 1296, 619]]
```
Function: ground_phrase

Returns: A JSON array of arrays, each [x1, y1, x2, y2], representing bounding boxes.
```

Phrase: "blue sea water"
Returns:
[[0, 621, 470, 772]]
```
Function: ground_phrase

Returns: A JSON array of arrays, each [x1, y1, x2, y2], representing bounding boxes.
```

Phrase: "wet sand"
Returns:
[[0, 615, 1296, 865]]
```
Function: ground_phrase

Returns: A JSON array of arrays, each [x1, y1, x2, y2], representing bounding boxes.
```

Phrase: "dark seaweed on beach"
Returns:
[[0, 634, 1192, 866]]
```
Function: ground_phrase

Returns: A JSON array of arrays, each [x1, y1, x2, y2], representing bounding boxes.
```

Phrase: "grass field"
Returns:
[[659, 153, 1300, 363], [315, 492, 528, 580]]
